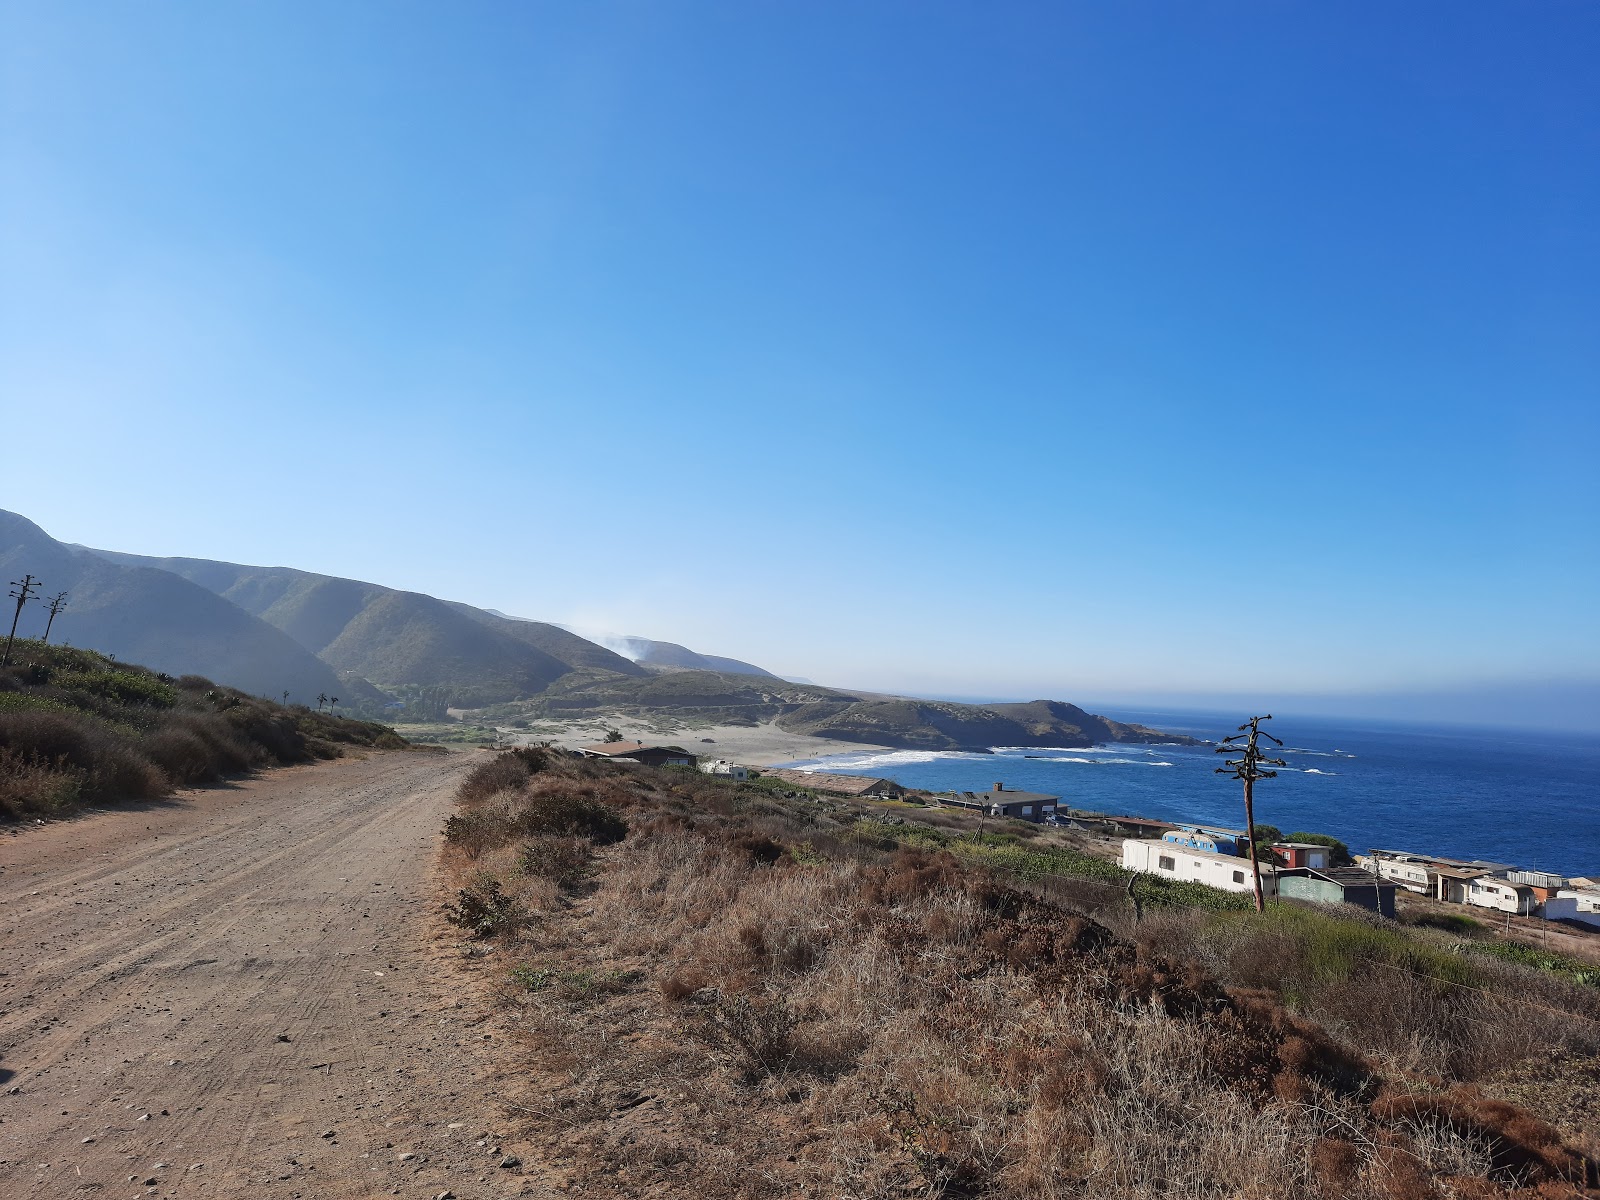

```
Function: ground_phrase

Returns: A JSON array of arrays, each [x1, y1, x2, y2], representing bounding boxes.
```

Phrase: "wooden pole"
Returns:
[[1243, 773, 1265, 913]]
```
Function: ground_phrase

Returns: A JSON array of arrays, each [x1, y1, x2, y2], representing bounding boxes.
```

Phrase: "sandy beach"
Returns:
[[518, 716, 888, 767]]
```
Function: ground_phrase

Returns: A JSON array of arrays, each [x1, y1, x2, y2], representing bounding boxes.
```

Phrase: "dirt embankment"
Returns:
[[0, 750, 538, 1199]]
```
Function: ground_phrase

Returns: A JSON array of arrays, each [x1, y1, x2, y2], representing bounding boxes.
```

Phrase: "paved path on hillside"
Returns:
[[0, 750, 535, 1199]]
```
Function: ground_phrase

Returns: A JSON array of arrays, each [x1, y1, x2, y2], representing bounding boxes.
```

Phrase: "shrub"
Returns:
[[517, 834, 591, 885], [714, 994, 796, 1075], [0, 710, 165, 805], [520, 788, 628, 845], [460, 751, 539, 803], [0, 748, 85, 818], [54, 669, 177, 709], [444, 874, 524, 938]]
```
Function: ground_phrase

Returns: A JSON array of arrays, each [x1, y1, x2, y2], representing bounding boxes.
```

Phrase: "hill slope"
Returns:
[[0, 511, 356, 703], [90, 551, 648, 704], [527, 669, 1199, 751]]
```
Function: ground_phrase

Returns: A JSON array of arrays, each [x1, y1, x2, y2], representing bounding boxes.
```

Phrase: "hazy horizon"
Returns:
[[3, 4, 1595, 727]]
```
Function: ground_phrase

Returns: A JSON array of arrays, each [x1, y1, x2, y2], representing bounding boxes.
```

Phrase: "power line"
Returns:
[[1216, 714, 1286, 914], [41, 591, 68, 644], [3, 574, 39, 667]]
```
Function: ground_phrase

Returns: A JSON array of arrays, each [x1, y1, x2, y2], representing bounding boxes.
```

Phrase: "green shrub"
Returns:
[[54, 669, 178, 709]]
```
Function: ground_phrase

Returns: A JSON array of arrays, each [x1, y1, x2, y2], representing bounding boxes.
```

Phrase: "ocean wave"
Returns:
[[993, 745, 1162, 756], [782, 749, 969, 771], [1303, 768, 1338, 776], [1026, 756, 1175, 767]]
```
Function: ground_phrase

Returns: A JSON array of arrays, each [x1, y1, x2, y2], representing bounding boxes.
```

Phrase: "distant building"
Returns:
[[699, 758, 749, 781], [936, 782, 1058, 823], [759, 768, 906, 798], [1359, 850, 1515, 903], [1272, 842, 1333, 871], [1465, 877, 1537, 915], [1543, 885, 1600, 930], [1278, 867, 1397, 918], [1163, 826, 1244, 857], [1101, 815, 1174, 839], [577, 741, 697, 768], [1122, 839, 1278, 896], [1506, 869, 1567, 909]]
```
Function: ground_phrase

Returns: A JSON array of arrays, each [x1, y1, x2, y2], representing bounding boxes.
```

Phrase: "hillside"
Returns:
[[0, 511, 359, 703], [90, 550, 648, 705], [0, 638, 404, 820], [53, 515, 1197, 746], [525, 668, 1200, 751], [778, 696, 1200, 751], [438, 749, 1600, 1197]]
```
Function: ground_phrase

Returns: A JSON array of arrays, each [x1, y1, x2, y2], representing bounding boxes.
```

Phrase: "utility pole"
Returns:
[[41, 592, 68, 644], [1215, 714, 1286, 914], [3, 574, 40, 667]]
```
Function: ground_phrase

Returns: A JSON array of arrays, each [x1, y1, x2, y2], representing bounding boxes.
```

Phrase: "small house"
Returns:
[[578, 741, 698, 768], [1103, 815, 1173, 840], [1277, 867, 1397, 918], [1543, 886, 1600, 930], [1272, 842, 1332, 870], [1122, 839, 1278, 896], [937, 783, 1059, 824], [759, 768, 906, 798], [699, 758, 749, 781]]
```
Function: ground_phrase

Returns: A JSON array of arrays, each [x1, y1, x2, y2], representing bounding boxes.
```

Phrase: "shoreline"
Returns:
[[510, 717, 891, 768]]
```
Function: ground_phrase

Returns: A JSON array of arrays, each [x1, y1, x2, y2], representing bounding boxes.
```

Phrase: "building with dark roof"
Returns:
[[1277, 866, 1398, 918], [577, 741, 697, 767], [936, 782, 1058, 823], [759, 768, 905, 798]]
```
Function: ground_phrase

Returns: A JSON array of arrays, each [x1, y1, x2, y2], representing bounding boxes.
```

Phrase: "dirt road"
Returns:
[[0, 750, 535, 1199]]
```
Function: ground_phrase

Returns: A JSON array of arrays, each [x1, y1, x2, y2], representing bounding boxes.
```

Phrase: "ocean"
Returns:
[[772, 709, 1600, 878]]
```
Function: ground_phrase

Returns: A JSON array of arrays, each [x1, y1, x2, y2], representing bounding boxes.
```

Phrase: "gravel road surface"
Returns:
[[0, 750, 536, 1199]]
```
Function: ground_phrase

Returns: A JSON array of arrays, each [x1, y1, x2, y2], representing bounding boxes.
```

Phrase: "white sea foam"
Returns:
[[1303, 768, 1338, 776], [992, 745, 1137, 755], [783, 749, 967, 771]]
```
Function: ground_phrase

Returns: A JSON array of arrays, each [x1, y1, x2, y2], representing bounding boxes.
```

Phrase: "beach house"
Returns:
[[1543, 881, 1600, 930], [578, 741, 698, 768], [1121, 838, 1278, 896], [699, 758, 749, 781], [1277, 866, 1397, 917], [937, 783, 1059, 824], [758, 768, 907, 799]]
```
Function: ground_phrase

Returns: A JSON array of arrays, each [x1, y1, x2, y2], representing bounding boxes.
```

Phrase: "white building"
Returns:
[[1543, 887, 1600, 930], [1464, 877, 1537, 915], [699, 758, 749, 781], [1122, 839, 1278, 896], [1357, 851, 1433, 894]]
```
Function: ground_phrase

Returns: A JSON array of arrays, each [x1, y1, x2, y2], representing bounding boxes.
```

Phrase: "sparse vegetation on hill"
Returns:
[[439, 751, 1598, 1198], [0, 639, 406, 821]]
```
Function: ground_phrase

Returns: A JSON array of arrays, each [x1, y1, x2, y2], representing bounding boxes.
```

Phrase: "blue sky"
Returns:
[[2, 3, 1597, 725]]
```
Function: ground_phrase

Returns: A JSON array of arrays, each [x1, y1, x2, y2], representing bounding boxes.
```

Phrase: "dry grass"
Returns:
[[439, 751, 1598, 1199]]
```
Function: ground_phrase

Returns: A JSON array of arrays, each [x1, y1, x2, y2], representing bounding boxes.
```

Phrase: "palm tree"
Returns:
[[328, 696, 339, 716], [316, 692, 327, 712]]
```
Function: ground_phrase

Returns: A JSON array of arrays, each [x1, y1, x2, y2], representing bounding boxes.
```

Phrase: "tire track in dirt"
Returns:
[[0, 749, 539, 1199]]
